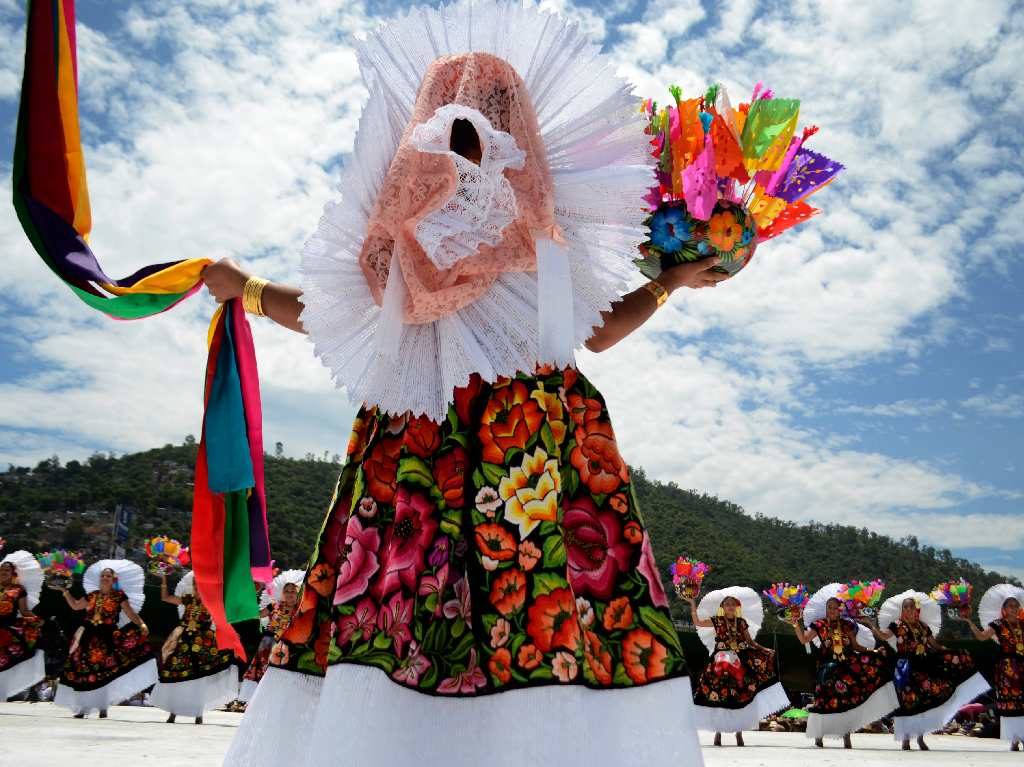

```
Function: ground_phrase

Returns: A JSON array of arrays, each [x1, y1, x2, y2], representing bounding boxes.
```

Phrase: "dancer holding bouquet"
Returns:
[[0, 551, 45, 699]]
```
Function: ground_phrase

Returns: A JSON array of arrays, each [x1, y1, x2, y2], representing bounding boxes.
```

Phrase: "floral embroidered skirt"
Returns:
[[242, 634, 274, 685], [60, 623, 155, 691], [995, 654, 1024, 716], [270, 368, 688, 694], [894, 648, 977, 716], [160, 624, 235, 683], [226, 369, 702, 766], [0, 615, 42, 674], [810, 648, 893, 715], [693, 647, 779, 709]]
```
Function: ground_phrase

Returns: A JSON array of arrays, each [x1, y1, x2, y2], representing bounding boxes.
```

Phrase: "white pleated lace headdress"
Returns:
[[300, 0, 652, 421]]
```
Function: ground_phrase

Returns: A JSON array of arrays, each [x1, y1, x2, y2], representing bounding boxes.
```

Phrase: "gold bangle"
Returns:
[[642, 280, 669, 308], [242, 276, 269, 316]]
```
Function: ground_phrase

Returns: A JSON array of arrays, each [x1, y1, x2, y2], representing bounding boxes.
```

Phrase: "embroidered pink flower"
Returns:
[[333, 517, 381, 606], [376, 591, 414, 656], [517, 540, 542, 571], [357, 497, 378, 519], [373, 487, 439, 599], [481, 556, 500, 571], [475, 487, 501, 517], [438, 648, 487, 694], [552, 651, 578, 682], [638, 532, 669, 607], [269, 642, 289, 666], [418, 564, 450, 615], [576, 596, 595, 628], [563, 496, 633, 600], [337, 597, 378, 646], [443, 576, 473, 623], [392, 640, 432, 687], [490, 617, 511, 649]]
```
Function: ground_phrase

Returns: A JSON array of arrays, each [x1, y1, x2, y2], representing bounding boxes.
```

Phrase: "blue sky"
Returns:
[[0, 0, 1021, 579]]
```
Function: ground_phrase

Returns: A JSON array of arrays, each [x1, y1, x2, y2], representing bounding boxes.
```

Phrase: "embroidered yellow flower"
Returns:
[[529, 388, 567, 446], [499, 448, 561, 537]]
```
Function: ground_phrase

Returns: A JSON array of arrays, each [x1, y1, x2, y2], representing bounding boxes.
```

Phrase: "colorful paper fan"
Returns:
[[144, 536, 192, 574], [638, 82, 843, 280], [36, 548, 87, 590], [930, 578, 973, 606], [670, 556, 710, 600], [837, 579, 886, 617]]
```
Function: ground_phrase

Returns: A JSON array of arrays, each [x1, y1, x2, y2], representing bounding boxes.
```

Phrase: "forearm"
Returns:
[[585, 284, 662, 353], [260, 282, 306, 334]]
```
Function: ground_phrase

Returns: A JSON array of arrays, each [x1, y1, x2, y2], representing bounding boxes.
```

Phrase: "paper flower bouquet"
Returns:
[[763, 582, 809, 623], [670, 556, 710, 601], [931, 578, 973, 620], [36, 549, 86, 590], [144, 536, 191, 575], [838, 579, 886, 619], [638, 82, 844, 280]]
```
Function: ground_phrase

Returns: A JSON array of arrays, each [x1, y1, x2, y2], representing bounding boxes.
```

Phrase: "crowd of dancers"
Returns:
[[1, 546, 1022, 752]]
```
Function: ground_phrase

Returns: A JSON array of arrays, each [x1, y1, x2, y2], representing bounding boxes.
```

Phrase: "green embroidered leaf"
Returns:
[[448, 631, 475, 662], [561, 464, 579, 498], [419, 663, 439, 689], [540, 422, 557, 455], [481, 613, 498, 633], [397, 456, 434, 488], [351, 469, 366, 511], [542, 534, 566, 568], [440, 509, 461, 538], [349, 640, 371, 657], [295, 650, 322, 675], [529, 667, 554, 681], [359, 652, 396, 673], [451, 616, 466, 638], [373, 632, 393, 650], [612, 662, 632, 686], [472, 467, 486, 490], [424, 593, 439, 614], [445, 431, 469, 450], [503, 446, 524, 467], [480, 462, 505, 486], [327, 641, 343, 663], [532, 572, 569, 597], [638, 606, 684, 655]]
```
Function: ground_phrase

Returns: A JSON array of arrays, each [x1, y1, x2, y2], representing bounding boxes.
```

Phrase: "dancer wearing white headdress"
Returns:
[[965, 583, 1024, 751], [0, 551, 45, 699], [863, 589, 988, 751], [686, 586, 789, 746], [202, 1, 727, 763], [149, 571, 238, 723], [790, 583, 897, 749], [55, 559, 157, 718], [237, 569, 302, 704]]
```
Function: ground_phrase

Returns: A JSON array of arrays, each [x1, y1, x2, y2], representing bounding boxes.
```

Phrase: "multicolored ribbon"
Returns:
[[13, 0, 271, 656]]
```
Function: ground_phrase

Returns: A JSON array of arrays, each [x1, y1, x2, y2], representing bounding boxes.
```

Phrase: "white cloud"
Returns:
[[962, 385, 1024, 419], [835, 399, 949, 418]]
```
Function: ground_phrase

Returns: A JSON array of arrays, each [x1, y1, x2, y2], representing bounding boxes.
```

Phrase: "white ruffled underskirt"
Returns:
[[237, 678, 258, 703], [892, 672, 990, 741], [1001, 715, 1024, 743], [805, 682, 898, 740], [0, 651, 45, 700], [225, 665, 705, 766], [692, 681, 791, 733], [149, 666, 239, 718], [54, 658, 159, 715]]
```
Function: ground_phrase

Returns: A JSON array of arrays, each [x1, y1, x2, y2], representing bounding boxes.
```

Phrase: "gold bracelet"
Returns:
[[642, 280, 669, 308], [242, 276, 269, 316]]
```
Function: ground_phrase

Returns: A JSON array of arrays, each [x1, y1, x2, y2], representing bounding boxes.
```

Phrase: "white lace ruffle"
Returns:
[[0, 650, 45, 699], [225, 665, 703, 767], [805, 682, 898, 739], [692, 681, 791, 733], [1, 551, 44, 609], [695, 586, 764, 653], [299, 0, 651, 421], [83, 560, 147, 628], [876, 590, 941, 650], [891, 672, 989, 741], [979, 583, 1024, 634], [412, 104, 524, 271], [53, 658, 159, 715], [149, 666, 239, 718]]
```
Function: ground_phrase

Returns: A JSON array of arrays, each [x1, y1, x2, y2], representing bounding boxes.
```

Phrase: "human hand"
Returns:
[[202, 258, 249, 303], [659, 257, 730, 292]]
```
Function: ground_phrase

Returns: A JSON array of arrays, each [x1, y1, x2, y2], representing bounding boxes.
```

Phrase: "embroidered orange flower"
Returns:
[[499, 448, 561, 537], [306, 563, 335, 598], [517, 540, 542, 571], [602, 596, 634, 631], [526, 587, 580, 653], [622, 628, 669, 684], [584, 630, 613, 685], [363, 436, 402, 504], [281, 605, 315, 644], [570, 421, 630, 495], [608, 492, 628, 515], [623, 521, 643, 545], [489, 568, 527, 616], [707, 209, 740, 252], [346, 412, 373, 460], [433, 446, 468, 508], [313, 619, 333, 669], [403, 415, 442, 458], [474, 523, 517, 562], [488, 647, 512, 685], [478, 380, 545, 464], [517, 643, 542, 670], [564, 391, 602, 428]]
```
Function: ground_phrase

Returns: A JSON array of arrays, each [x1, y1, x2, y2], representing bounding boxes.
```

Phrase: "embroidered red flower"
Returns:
[[403, 415, 442, 458], [602, 596, 634, 631], [517, 643, 542, 670], [563, 496, 633, 600], [570, 421, 630, 495], [478, 380, 545, 464], [373, 487, 439, 598], [526, 587, 580, 653], [474, 522, 517, 562], [453, 373, 485, 425], [584, 630, 613, 685], [622, 628, 669, 684], [363, 436, 402, 504], [489, 568, 527, 616], [433, 446, 468, 508], [488, 647, 513, 685]]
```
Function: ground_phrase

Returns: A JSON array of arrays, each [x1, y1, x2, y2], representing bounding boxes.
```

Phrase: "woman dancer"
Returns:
[[866, 590, 988, 750], [791, 584, 897, 748], [54, 559, 157, 718], [687, 587, 789, 746], [150, 571, 238, 723], [205, 2, 730, 764], [0, 551, 45, 700], [965, 584, 1024, 751], [237, 570, 302, 705]]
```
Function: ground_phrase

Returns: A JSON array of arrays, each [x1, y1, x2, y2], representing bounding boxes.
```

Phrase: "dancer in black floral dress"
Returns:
[[966, 586, 1024, 750], [0, 553, 45, 699]]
